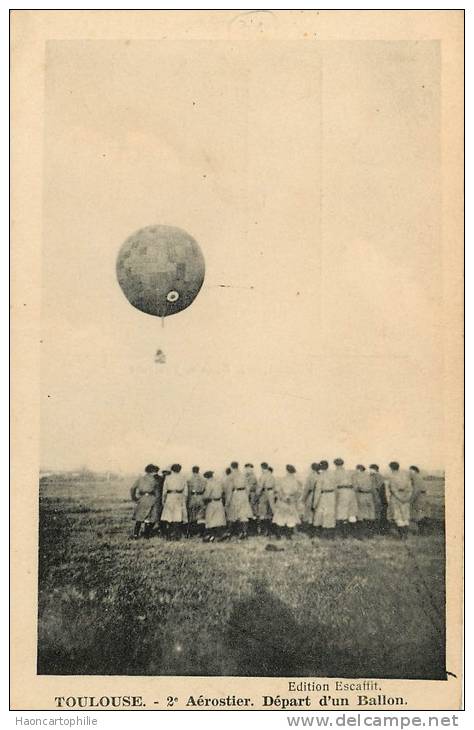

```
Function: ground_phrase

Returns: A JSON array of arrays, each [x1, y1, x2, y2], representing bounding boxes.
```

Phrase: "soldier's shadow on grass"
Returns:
[[223, 578, 446, 679], [224, 578, 346, 677]]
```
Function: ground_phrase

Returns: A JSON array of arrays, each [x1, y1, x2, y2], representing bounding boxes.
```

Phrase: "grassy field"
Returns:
[[38, 478, 446, 678]]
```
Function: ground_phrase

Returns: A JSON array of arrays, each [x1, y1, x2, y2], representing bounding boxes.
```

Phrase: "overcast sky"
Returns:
[[41, 39, 443, 474]]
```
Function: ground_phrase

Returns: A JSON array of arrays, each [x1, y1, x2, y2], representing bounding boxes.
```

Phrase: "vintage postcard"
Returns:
[[11, 10, 464, 711]]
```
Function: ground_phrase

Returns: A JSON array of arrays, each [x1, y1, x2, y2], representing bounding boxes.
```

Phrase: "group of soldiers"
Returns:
[[130, 459, 429, 542]]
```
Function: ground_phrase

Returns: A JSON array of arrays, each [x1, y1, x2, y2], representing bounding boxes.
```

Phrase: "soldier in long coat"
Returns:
[[152, 469, 166, 532], [226, 462, 253, 539], [369, 463, 387, 533], [311, 460, 336, 537], [202, 470, 227, 541], [161, 463, 188, 540], [272, 465, 301, 539], [386, 461, 413, 539], [409, 465, 429, 534], [187, 465, 206, 537], [301, 463, 320, 535], [255, 462, 275, 535], [333, 458, 358, 538], [353, 464, 377, 538], [223, 467, 233, 521], [130, 464, 159, 539], [244, 463, 259, 535]]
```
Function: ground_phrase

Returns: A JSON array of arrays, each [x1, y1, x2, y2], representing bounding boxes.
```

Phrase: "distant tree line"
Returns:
[[39, 469, 122, 484]]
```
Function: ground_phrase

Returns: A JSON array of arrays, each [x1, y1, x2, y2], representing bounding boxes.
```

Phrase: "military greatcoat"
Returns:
[[161, 472, 188, 524], [203, 477, 227, 528], [353, 471, 377, 521], [272, 474, 301, 527], [226, 470, 253, 522], [410, 471, 428, 523], [131, 473, 157, 522], [255, 470, 276, 519], [333, 467, 358, 522], [311, 470, 336, 529], [187, 473, 206, 524], [386, 471, 413, 527]]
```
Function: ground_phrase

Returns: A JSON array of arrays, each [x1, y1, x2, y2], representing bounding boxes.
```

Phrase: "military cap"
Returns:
[[356, 464, 366, 471], [334, 458, 344, 466], [369, 464, 379, 471], [409, 465, 420, 473], [145, 464, 159, 473], [245, 463, 254, 468]]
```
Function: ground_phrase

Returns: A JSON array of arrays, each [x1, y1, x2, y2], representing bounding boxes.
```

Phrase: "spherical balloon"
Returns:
[[116, 225, 205, 318]]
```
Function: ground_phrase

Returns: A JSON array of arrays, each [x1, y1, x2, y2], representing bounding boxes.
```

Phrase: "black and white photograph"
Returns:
[[11, 9, 464, 711]]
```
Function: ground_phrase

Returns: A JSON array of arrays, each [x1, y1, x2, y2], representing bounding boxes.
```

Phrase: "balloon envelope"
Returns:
[[116, 225, 205, 318]]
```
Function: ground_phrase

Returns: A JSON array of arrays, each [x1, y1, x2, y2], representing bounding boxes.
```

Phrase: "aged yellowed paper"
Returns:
[[11, 10, 463, 711]]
